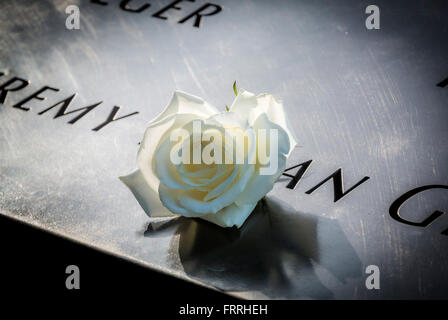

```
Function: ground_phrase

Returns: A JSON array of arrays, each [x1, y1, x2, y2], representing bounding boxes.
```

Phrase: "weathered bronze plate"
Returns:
[[0, 0, 447, 299]]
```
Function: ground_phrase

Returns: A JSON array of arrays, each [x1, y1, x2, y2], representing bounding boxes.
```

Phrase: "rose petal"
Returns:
[[235, 153, 286, 207], [235, 113, 289, 206], [203, 163, 239, 201], [120, 169, 174, 217], [253, 113, 290, 156], [149, 91, 219, 127], [177, 164, 255, 215], [138, 113, 205, 194], [158, 183, 191, 216], [204, 111, 248, 129], [201, 202, 258, 228], [154, 135, 196, 190], [230, 89, 298, 155]]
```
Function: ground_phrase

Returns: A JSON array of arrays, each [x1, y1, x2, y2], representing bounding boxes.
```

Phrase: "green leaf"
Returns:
[[225, 105, 229, 111], [233, 81, 238, 96]]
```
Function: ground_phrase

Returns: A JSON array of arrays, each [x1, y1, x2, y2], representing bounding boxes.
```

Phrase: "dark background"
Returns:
[[0, 214, 231, 301], [0, 214, 445, 318]]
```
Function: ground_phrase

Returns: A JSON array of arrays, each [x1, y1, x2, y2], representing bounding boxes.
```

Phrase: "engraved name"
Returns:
[[282, 160, 448, 236], [90, 0, 223, 28], [0, 71, 139, 131]]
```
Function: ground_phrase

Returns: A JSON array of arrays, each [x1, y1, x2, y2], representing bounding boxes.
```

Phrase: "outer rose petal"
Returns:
[[137, 113, 201, 194], [119, 169, 174, 217], [158, 183, 191, 216], [154, 136, 197, 190], [149, 90, 219, 126], [204, 111, 248, 129], [235, 153, 286, 207], [138, 91, 218, 191], [201, 202, 258, 228], [235, 113, 289, 206], [229, 89, 298, 155], [133, 91, 219, 217]]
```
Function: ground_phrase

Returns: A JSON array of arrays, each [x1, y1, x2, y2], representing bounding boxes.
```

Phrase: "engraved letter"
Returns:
[[0, 77, 30, 104], [92, 106, 139, 131], [38, 93, 101, 124], [13, 86, 59, 111], [153, 0, 194, 20], [179, 3, 222, 28], [389, 185, 448, 228], [120, 0, 150, 13], [437, 77, 448, 88], [305, 168, 370, 202], [282, 160, 313, 189], [91, 0, 108, 5]]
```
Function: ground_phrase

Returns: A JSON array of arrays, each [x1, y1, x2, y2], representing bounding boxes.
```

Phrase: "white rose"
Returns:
[[120, 89, 297, 228]]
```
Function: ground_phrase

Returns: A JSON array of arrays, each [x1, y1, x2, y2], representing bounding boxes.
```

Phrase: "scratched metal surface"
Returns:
[[0, 0, 447, 299]]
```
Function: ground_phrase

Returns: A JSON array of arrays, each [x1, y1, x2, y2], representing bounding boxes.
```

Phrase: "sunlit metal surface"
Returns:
[[0, 0, 447, 299]]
